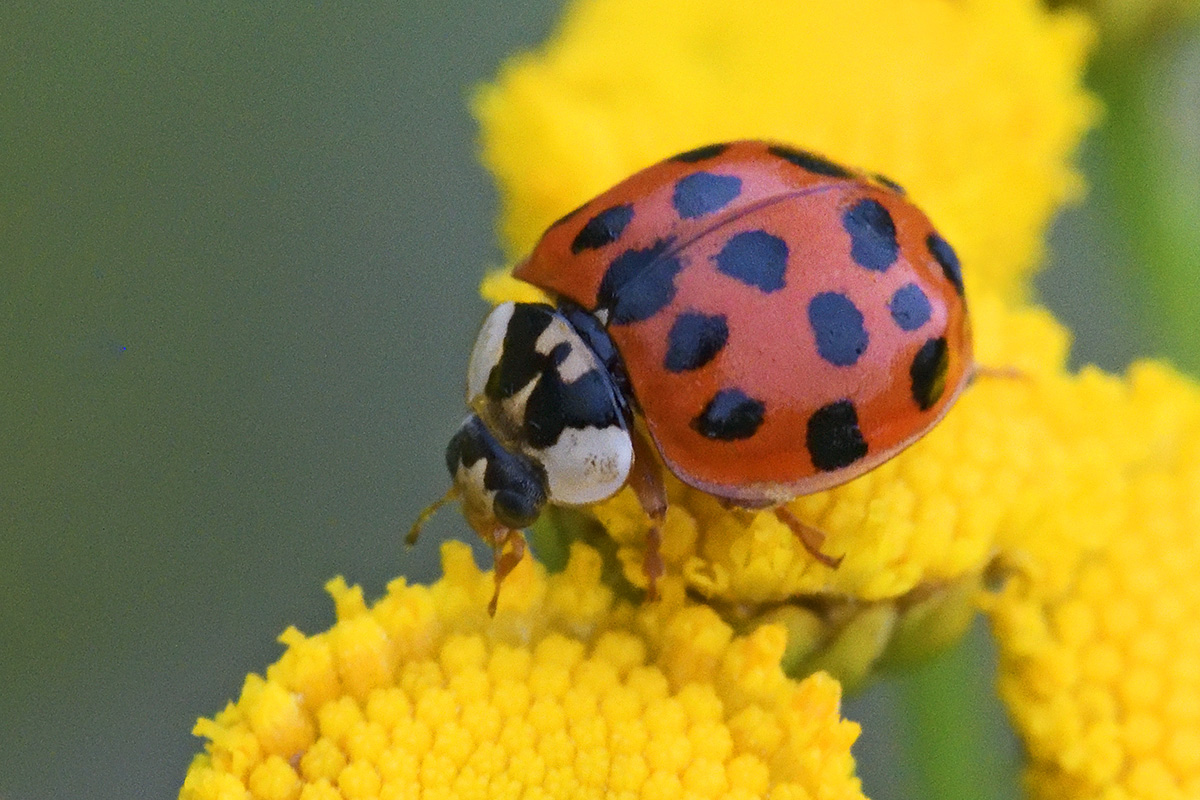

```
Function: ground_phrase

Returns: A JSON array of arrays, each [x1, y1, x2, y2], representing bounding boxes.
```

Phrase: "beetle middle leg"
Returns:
[[773, 505, 844, 568]]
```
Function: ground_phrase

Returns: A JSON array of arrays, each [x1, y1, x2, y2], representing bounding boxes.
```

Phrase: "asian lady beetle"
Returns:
[[420, 140, 972, 613]]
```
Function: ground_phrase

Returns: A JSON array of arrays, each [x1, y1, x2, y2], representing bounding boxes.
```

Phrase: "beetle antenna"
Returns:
[[406, 487, 457, 547]]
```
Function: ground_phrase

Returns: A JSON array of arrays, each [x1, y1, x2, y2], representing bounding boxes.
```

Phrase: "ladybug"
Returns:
[[419, 140, 972, 613]]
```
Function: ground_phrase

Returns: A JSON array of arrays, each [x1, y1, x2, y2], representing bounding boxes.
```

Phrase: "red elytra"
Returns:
[[515, 140, 973, 508]]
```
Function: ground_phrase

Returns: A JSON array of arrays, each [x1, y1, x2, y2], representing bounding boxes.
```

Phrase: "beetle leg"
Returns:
[[773, 506, 844, 569], [488, 527, 527, 616], [628, 427, 668, 600]]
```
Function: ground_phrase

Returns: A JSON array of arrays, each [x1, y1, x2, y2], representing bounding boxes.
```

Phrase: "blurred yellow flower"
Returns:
[[478, 0, 1097, 304]]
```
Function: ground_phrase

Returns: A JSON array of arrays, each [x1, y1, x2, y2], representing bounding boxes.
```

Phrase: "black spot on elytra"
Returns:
[[806, 400, 868, 471], [571, 204, 635, 254], [484, 303, 555, 401], [599, 240, 670, 306], [911, 337, 950, 411], [927, 233, 964, 296], [843, 198, 899, 272], [713, 229, 789, 293], [672, 143, 729, 163], [599, 239, 685, 325], [672, 172, 742, 219], [664, 312, 728, 373], [808, 292, 869, 367], [889, 283, 932, 331], [691, 388, 765, 441], [445, 415, 548, 527], [768, 144, 854, 179]]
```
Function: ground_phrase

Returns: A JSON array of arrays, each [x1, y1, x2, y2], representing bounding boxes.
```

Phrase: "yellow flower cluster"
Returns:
[[985, 363, 1200, 800], [181, 543, 863, 800]]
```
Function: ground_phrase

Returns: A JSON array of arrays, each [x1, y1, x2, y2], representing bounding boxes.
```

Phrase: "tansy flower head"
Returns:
[[983, 363, 1200, 800], [181, 543, 863, 800]]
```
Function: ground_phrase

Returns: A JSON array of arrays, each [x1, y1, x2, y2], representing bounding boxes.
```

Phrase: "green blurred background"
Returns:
[[1, 4, 1195, 799]]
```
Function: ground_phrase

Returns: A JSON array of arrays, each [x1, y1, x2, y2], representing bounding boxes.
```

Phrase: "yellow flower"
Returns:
[[181, 543, 863, 800], [983, 362, 1200, 799]]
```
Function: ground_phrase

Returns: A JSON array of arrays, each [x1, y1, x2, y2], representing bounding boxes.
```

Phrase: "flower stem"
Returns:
[[1089, 29, 1200, 373], [893, 621, 1019, 800]]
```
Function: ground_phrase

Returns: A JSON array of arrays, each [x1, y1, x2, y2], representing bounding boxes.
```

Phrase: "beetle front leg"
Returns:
[[628, 427, 668, 600], [487, 527, 527, 616]]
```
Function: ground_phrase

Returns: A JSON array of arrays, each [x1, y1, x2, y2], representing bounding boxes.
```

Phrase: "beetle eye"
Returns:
[[493, 487, 545, 530]]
